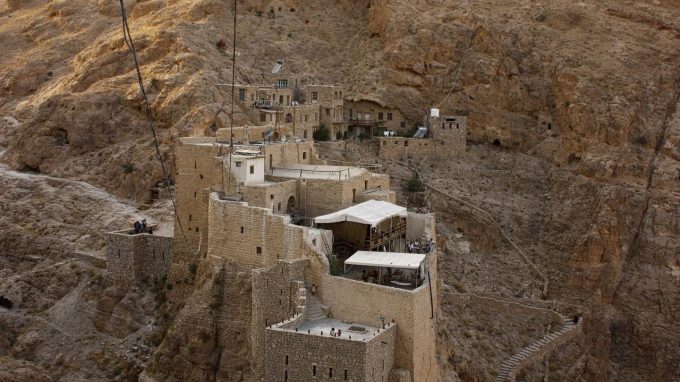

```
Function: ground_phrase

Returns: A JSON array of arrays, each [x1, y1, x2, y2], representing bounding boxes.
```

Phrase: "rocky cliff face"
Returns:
[[1, 0, 679, 381]]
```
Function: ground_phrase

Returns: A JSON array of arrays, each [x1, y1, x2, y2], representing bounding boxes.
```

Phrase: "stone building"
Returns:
[[105, 225, 173, 286], [108, 110, 439, 381], [345, 99, 405, 136], [378, 114, 467, 160], [233, 61, 349, 141]]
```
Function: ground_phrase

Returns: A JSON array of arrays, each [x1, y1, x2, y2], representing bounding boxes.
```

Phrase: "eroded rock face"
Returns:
[[1, 0, 679, 381]]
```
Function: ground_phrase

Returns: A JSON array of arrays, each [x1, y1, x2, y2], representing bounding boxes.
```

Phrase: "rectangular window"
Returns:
[[238, 88, 246, 101], [304, 115, 308, 122], [235, 161, 242, 167], [285, 355, 288, 365], [378, 112, 384, 121], [325, 108, 330, 116], [312, 92, 318, 101], [404, 140, 409, 146], [256, 247, 262, 254], [304, 130, 308, 138], [344, 369, 348, 380], [250, 165, 254, 174], [401, 121, 405, 128], [260, 113, 267, 122], [302, 152, 307, 160], [329, 368, 333, 378], [276, 79, 288, 88], [387, 112, 393, 120], [194, 191, 197, 198], [313, 365, 316, 376]]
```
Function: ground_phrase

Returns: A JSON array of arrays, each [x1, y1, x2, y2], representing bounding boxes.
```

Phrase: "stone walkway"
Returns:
[[495, 316, 583, 382]]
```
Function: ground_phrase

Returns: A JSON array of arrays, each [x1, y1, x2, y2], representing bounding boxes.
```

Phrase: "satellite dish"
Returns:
[[263, 129, 273, 140]]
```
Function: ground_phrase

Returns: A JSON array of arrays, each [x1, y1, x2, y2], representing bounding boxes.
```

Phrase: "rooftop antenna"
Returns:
[[227, 0, 237, 194]]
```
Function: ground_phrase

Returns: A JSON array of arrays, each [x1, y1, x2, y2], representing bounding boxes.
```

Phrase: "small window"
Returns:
[[313, 365, 316, 376], [404, 140, 409, 146], [256, 247, 262, 254], [260, 113, 267, 122], [285, 355, 288, 365], [238, 88, 246, 101], [365, 180, 368, 190], [284, 370, 288, 381], [302, 152, 307, 160], [278, 203, 281, 211], [401, 121, 405, 128], [325, 108, 330, 116], [304, 130, 308, 138], [194, 161, 197, 169], [189, 214, 192, 221], [344, 369, 348, 380], [235, 161, 242, 167], [241, 226, 244, 234], [329, 368, 333, 378], [387, 112, 393, 120], [312, 92, 318, 101], [378, 112, 384, 121], [382, 141, 386, 146], [194, 191, 197, 198], [250, 165, 254, 174], [547, 123, 552, 130], [196, 226, 199, 233]]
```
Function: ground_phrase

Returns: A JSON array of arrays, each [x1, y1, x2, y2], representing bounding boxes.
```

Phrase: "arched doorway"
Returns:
[[286, 195, 296, 214]]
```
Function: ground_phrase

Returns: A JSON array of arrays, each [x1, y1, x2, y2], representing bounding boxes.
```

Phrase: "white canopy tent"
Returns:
[[314, 200, 407, 227], [344, 251, 426, 270], [343, 250, 427, 288]]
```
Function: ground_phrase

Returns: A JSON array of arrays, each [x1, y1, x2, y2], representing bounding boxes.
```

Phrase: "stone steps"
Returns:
[[305, 289, 328, 321], [494, 315, 582, 382]]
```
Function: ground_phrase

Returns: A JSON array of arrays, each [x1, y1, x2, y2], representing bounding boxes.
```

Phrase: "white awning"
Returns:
[[344, 251, 426, 270], [314, 200, 407, 227]]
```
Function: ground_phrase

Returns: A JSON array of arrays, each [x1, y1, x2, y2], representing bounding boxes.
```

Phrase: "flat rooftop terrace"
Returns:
[[294, 318, 390, 342], [272, 164, 366, 180]]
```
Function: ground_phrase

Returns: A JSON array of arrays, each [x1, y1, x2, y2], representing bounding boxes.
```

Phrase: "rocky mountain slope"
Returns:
[[1, 0, 679, 381]]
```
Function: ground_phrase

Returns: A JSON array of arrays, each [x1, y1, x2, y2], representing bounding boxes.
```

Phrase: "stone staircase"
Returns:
[[305, 289, 329, 321], [495, 316, 583, 382]]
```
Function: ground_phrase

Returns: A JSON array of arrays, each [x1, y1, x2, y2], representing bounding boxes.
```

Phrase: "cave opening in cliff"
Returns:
[[493, 139, 501, 146], [0, 295, 13, 310]]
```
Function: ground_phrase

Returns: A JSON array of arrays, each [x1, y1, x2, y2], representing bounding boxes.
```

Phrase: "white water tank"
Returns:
[[430, 108, 440, 117]]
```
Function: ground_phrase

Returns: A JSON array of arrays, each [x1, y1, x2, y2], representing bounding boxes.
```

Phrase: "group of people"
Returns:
[[132, 219, 150, 234], [406, 238, 435, 254], [329, 327, 342, 337]]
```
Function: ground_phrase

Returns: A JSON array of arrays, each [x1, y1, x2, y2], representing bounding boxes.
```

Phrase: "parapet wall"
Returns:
[[264, 322, 396, 382], [377, 136, 465, 159], [106, 229, 173, 285], [321, 270, 437, 382]]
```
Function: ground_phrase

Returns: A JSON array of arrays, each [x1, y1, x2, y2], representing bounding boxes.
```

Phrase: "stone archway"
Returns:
[[286, 195, 296, 214]]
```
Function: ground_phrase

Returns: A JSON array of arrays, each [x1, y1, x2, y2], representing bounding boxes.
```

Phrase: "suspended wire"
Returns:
[[117, 0, 191, 248], [226, 0, 237, 195], [436, 29, 475, 108]]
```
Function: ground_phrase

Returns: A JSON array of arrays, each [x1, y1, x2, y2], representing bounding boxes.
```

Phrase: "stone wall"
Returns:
[[320, 263, 438, 382], [106, 229, 173, 286], [377, 115, 466, 159], [264, 323, 396, 382], [251, 259, 308, 381], [242, 179, 299, 213]]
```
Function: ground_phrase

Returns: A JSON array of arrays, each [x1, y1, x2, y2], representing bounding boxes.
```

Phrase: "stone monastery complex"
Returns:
[[104, 62, 473, 382], [103, 61, 586, 382]]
